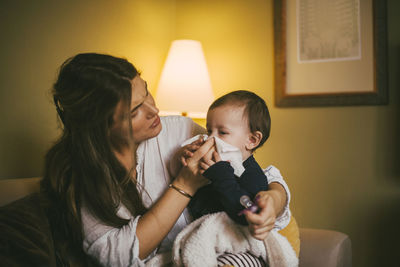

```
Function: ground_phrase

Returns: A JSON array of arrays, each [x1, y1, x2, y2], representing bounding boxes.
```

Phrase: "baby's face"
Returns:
[[206, 104, 252, 159]]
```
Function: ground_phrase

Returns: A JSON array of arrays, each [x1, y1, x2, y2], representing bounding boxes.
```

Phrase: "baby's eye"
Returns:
[[219, 131, 228, 135]]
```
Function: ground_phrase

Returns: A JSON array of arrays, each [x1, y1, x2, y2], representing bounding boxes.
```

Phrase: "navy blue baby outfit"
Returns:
[[189, 155, 268, 225]]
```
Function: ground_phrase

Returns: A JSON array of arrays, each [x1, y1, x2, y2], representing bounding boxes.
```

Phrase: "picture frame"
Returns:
[[273, 0, 388, 107]]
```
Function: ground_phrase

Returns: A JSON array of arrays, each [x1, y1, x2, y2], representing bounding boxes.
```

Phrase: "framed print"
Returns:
[[273, 0, 388, 107]]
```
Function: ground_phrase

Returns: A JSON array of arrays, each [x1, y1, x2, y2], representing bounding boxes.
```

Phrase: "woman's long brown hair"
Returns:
[[41, 53, 147, 262]]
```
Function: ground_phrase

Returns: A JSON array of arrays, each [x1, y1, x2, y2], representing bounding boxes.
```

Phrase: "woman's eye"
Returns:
[[206, 129, 211, 135], [131, 111, 138, 118]]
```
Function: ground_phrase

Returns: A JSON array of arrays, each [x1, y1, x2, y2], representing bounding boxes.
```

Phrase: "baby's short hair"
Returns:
[[209, 90, 271, 151]]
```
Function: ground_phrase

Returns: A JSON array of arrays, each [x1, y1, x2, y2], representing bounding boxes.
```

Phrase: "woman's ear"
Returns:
[[245, 131, 263, 151]]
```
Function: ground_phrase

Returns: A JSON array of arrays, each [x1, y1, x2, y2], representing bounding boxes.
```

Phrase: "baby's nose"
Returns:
[[208, 133, 217, 138]]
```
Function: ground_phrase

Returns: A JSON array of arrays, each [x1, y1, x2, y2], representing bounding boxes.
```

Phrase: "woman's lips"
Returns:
[[150, 115, 160, 128]]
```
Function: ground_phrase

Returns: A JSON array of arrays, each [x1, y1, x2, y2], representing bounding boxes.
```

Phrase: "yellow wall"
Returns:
[[180, 2, 400, 266], [1, 0, 399, 266], [0, 0, 176, 178]]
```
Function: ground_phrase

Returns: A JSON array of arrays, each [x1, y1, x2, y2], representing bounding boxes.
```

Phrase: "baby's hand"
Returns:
[[180, 137, 206, 166]]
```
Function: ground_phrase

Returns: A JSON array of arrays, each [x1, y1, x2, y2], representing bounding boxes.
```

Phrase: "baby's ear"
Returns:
[[246, 131, 263, 151]]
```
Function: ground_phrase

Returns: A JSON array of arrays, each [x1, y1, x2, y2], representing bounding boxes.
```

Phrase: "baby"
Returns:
[[182, 90, 271, 225]]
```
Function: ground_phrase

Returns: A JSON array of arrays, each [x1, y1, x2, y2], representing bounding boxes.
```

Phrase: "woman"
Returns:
[[41, 53, 290, 266]]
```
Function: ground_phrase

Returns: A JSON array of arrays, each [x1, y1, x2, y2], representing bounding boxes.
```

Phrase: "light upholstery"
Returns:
[[299, 228, 352, 267], [0, 177, 352, 266]]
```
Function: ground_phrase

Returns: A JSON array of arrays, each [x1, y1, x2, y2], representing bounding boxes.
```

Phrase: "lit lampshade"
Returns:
[[155, 40, 214, 118]]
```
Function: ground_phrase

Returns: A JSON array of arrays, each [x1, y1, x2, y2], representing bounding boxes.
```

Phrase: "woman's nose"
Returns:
[[144, 100, 159, 118]]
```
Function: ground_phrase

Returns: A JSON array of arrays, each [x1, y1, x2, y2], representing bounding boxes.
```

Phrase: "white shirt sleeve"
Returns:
[[81, 205, 149, 267], [264, 165, 292, 230]]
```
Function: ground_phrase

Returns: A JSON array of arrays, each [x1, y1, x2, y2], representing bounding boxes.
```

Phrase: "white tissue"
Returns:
[[181, 134, 245, 177]]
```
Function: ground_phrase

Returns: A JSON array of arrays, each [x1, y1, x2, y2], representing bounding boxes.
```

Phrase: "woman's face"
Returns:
[[129, 75, 162, 144], [111, 74, 161, 152]]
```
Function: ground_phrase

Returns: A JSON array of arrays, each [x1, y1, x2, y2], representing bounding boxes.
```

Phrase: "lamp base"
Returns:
[[158, 110, 207, 119]]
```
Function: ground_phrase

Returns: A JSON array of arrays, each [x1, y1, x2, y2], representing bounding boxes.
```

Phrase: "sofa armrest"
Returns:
[[299, 228, 352, 267]]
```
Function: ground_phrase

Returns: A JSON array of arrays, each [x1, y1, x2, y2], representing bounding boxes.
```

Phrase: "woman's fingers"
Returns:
[[179, 145, 195, 167], [184, 150, 194, 158], [246, 211, 275, 229], [199, 149, 216, 171], [212, 151, 221, 162], [248, 222, 274, 240], [203, 147, 216, 164], [189, 137, 215, 162], [187, 144, 200, 152], [191, 137, 205, 146], [245, 210, 275, 240], [180, 156, 188, 166], [244, 192, 277, 240], [191, 139, 220, 173], [199, 162, 210, 172]]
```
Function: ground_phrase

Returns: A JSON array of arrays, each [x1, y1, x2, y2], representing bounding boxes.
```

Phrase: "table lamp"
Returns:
[[155, 40, 214, 118]]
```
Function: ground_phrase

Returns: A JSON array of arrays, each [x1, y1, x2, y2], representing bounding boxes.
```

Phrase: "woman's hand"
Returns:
[[244, 191, 276, 240], [179, 137, 205, 166], [199, 149, 221, 174], [179, 136, 221, 174], [174, 137, 215, 195], [244, 183, 287, 240]]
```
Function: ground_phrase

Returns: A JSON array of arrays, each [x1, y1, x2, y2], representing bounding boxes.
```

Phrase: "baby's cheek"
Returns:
[[223, 136, 235, 146]]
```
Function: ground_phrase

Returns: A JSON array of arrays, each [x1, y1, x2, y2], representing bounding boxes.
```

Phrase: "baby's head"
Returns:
[[206, 90, 271, 159]]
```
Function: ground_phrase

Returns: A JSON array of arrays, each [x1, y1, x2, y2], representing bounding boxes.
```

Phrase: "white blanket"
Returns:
[[146, 212, 298, 267]]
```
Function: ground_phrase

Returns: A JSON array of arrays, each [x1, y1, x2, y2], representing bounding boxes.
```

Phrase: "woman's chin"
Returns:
[[153, 123, 162, 137], [147, 123, 162, 140]]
